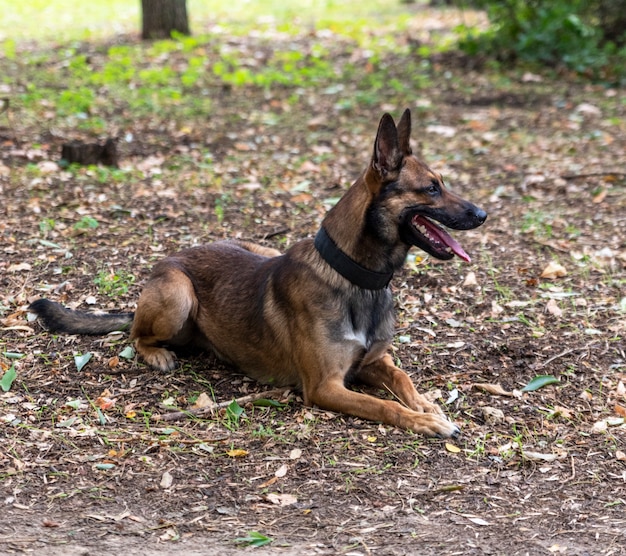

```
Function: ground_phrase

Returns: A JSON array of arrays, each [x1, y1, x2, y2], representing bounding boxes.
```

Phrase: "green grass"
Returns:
[[1, 0, 481, 136], [94, 269, 136, 298], [0, 0, 140, 42], [0, 0, 433, 43]]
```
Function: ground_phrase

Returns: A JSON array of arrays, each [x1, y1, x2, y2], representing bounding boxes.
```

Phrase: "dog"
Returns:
[[30, 109, 486, 437]]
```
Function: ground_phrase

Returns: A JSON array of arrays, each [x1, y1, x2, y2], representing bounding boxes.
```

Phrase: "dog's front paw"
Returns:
[[409, 413, 460, 438], [409, 391, 448, 417], [422, 400, 446, 417], [435, 418, 461, 439]]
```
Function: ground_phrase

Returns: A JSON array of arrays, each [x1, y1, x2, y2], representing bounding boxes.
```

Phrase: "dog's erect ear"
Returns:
[[372, 113, 401, 180], [396, 109, 412, 156]]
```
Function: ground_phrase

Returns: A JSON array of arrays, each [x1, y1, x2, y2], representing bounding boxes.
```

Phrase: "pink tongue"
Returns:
[[415, 215, 471, 263]]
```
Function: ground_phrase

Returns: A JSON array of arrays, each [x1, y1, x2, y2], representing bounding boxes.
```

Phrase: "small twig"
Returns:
[[532, 238, 569, 253], [153, 387, 291, 422], [382, 382, 410, 409], [567, 455, 576, 482], [432, 484, 465, 495], [262, 227, 290, 240], [535, 342, 597, 370], [560, 172, 626, 180], [536, 348, 577, 369]]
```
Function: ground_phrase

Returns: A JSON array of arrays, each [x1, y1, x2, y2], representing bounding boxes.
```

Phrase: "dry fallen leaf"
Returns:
[[274, 464, 288, 478], [258, 476, 278, 489], [108, 356, 119, 368], [160, 471, 173, 489], [266, 493, 297, 506], [482, 406, 505, 424], [615, 404, 626, 418], [193, 392, 214, 409], [522, 71, 542, 82], [591, 420, 608, 434], [159, 528, 179, 541], [8, 262, 32, 273], [38, 160, 59, 174], [95, 396, 115, 410], [541, 261, 567, 279], [490, 300, 504, 317], [227, 449, 248, 458], [522, 450, 558, 462], [550, 405, 573, 420], [474, 383, 514, 397], [591, 187, 609, 205], [462, 271, 478, 287], [427, 124, 456, 137], [445, 443, 461, 453], [2, 311, 27, 327], [467, 516, 491, 526], [545, 298, 563, 317], [289, 448, 302, 460], [575, 102, 601, 116]]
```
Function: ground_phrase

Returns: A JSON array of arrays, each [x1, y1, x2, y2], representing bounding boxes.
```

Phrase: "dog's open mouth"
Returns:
[[412, 214, 471, 263]]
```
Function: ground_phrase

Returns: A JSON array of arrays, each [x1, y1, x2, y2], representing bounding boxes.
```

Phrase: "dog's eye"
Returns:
[[426, 182, 440, 195]]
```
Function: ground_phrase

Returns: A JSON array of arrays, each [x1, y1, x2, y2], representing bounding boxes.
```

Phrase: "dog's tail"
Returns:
[[29, 299, 134, 335]]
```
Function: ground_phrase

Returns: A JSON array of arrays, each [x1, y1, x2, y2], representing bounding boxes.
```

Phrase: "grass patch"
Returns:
[[0, 0, 449, 43]]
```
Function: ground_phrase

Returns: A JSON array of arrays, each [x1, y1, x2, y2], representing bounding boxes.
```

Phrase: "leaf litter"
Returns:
[[1, 6, 625, 556]]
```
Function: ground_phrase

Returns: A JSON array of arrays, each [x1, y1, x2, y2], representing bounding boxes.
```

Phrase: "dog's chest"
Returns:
[[340, 289, 394, 350], [343, 326, 369, 347]]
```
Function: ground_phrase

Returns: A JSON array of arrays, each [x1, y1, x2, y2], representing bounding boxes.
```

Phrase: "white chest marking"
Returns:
[[343, 327, 368, 348]]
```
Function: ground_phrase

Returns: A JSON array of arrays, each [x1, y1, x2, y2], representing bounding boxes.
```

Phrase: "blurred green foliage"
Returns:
[[452, 0, 626, 81]]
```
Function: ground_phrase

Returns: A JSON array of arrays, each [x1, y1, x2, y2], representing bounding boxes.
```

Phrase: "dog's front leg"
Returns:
[[302, 369, 459, 438], [356, 354, 448, 416]]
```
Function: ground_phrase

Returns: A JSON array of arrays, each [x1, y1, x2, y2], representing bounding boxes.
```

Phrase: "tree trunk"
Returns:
[[141, 0, 190, 40]]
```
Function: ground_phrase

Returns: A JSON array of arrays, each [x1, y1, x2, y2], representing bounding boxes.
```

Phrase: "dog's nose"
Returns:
[[473, 207, 487, 225]]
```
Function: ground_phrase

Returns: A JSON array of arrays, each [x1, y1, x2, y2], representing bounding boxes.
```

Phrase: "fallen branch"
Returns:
[[153, 387, 292, 422], [560, 172, 626, 180]]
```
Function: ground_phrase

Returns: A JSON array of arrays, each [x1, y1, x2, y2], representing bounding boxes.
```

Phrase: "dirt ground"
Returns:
[[1, 13, 625, 556]]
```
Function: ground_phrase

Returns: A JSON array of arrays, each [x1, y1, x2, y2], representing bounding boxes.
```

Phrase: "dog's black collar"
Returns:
[[314, 227, 393, 290]]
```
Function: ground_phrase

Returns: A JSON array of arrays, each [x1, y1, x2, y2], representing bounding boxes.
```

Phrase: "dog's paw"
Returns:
[[139, 346, 177, 372], [431, 418, 461, 439], [422, 401, 446, 417], [436, 420, 461, 439], [409, 392, 447, 417], [410, 413, 460, 438]]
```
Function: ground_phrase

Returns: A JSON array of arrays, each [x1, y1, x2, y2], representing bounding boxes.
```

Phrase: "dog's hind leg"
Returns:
[[130, 266, 198, 371], [355, 354, 447, 417]]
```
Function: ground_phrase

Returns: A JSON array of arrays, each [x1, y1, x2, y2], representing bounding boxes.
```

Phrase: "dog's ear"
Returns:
[[371, 113, 401, 180], [396, 109, 412, 156]]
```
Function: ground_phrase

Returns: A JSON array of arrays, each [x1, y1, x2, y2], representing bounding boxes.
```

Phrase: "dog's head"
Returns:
[[365, 109, 487, 262]]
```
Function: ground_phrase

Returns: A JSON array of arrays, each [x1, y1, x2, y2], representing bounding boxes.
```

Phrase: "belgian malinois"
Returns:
[[31, 109, 486, 437]]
